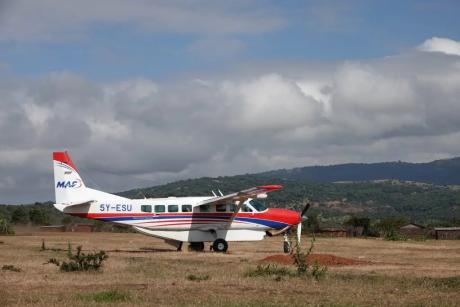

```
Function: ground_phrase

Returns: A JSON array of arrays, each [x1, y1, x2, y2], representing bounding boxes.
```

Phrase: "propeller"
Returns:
[[297, 221, 302, 243], [301, 203, 310, 221], [297, 203, 311, 244]]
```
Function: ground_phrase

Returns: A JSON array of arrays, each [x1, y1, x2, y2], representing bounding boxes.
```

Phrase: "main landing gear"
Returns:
[[211, 239, 228, 253], [188, 242, 205, 252], [186, 239, 229, 253]]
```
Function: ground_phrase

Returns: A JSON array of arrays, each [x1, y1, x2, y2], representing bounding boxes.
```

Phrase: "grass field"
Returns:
[[1, 231, 459, 306]]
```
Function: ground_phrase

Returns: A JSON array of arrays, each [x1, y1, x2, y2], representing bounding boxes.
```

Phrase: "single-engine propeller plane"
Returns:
[[53, 151, 309, 252]]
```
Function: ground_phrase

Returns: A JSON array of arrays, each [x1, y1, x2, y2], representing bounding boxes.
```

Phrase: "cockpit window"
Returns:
[[216, 204, 226, 212], [182, 204, 192, 212], [200, 205, 211, 212], [249, 199, 267, 212], [241, 204, 253, 212]]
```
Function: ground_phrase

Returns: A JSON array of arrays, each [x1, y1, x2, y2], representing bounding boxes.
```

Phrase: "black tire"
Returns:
[[189, 242, 205, 252], [212, 239, 228, 253], [283, 241, 291, 254]]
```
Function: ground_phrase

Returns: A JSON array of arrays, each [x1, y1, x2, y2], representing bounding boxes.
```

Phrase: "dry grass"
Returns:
[[1, 231, 459, 306]]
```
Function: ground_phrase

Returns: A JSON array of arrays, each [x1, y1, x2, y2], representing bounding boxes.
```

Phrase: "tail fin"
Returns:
[[53, 151, 88, 204]]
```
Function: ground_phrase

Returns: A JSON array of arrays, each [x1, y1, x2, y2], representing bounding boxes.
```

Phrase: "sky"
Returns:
[[1, 0, 460, 203]]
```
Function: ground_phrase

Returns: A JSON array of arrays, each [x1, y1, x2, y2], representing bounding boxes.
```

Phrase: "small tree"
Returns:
[[0, 217, 14, 235], [375, 217, 408, 240], [29, 208, 51, 225], [344, 216, 371, 236], [306, 214, 321, 233], [11, 206, 29, 225], [290, 231, 327, 280]]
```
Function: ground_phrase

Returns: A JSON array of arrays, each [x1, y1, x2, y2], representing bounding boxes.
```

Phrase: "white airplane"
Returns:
[[53, 151, 308, 252]]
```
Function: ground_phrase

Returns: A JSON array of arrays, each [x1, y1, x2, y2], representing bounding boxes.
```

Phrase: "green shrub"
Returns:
[[311, 261, 327, 281], [0, 217, 14, 235], [186, 274, 210, 281], [245, 263, 294, 281], [77, 290, 130, 303], [2, 264, 21, 272], [46, 245, 108, 272], [291, 232, 328, 279], [384, 229, 407, 241]]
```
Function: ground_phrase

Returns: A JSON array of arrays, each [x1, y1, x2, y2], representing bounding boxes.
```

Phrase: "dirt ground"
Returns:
[[1, 231, 459, 306]]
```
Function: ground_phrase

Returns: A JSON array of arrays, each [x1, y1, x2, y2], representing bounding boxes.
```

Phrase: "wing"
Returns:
[[196, 185, 283, 223]]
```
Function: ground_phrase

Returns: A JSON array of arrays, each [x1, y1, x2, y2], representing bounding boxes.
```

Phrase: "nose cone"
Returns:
[[267, 208, 301, 228]]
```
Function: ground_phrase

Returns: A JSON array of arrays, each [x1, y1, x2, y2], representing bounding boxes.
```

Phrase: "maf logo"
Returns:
[[56, 180, 82, 188]]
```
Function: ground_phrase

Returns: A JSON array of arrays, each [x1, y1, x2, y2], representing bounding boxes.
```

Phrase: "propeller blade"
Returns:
[[301, 203, 310, 220], [297, 222, 302, 243]]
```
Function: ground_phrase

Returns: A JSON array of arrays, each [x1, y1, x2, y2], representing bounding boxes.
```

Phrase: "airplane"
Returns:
[[52, 151, 309, 252]]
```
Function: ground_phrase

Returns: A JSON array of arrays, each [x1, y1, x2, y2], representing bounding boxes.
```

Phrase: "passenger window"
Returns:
[[216, 204, 226, 212], [228, 204, 236, 212], [182, 204, 192, 212], [155, 205, 165, 213], [168, 205, 179, 212], [141, 205, 152, 213], [241, 204, 253, 212], [200, 205, 211, 212]]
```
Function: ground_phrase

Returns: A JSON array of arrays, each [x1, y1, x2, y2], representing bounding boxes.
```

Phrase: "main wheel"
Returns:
[[212, 239, 228, 253], [283, 241, 291, 254], [189, 242, 205, 252]]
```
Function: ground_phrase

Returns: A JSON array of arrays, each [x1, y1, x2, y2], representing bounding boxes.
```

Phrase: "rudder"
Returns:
[[53, 151, 88, 204]]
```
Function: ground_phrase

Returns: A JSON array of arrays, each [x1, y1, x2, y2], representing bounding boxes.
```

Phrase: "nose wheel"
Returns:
[[283, 232, 291, 253]]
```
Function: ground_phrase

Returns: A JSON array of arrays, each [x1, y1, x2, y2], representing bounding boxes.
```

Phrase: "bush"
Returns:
[[245, 264, 291, 278], [2, 264, 21, 272], [384, 229, 407, 241], [46, 245, 108, 272], [311, 261, 327, 281], [77, 290, 130, 303], [291, 232, 327, 280], [186, 274, 210, 281], [0, 217, 14, 235], [11, 206, 29, 224]]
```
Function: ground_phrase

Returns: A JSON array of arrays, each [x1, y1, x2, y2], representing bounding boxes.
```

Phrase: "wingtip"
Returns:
[[257, 184, 283, 191]]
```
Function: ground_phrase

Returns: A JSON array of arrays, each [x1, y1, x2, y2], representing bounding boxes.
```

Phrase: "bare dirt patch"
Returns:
[[260, 253, 372, 266]]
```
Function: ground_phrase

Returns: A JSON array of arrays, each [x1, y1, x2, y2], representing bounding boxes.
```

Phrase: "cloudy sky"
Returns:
[[1, 0, 460, 203]]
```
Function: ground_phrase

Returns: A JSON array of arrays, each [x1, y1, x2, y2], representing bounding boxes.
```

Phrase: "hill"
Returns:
[[118, 176, 460, 225], [2, 157, 460, 227], [257, 157, 460, 185]]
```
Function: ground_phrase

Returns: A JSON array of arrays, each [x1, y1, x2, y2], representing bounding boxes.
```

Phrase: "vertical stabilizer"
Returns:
[[53, 151, 88, 204]]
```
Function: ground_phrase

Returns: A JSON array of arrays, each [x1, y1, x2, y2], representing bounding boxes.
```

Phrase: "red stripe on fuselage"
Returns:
[[69, 208, 300, 226]]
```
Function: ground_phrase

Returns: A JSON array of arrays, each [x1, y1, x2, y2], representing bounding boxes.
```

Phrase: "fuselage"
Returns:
[[56, 197, 300, 233]]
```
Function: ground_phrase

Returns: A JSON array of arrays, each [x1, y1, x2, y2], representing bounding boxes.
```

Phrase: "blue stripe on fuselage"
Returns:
[[94, 215, 288, 229]]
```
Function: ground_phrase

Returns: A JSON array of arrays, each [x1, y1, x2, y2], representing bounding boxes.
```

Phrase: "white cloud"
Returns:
[[417, 37, 460, 56], [0, 0, 284, 42], [1, 38, 460, 202]]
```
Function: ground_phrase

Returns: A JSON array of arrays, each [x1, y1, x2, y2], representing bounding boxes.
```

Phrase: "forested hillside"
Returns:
[[119, 176, 460, 225], [2, 157, 460, 227], [258, 157, 460, 185]]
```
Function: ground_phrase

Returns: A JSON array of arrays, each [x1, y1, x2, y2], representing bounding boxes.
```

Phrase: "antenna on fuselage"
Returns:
[[218, 189, 224, 196], [211, 190, 217, 197], [136, 191, 147, 199]]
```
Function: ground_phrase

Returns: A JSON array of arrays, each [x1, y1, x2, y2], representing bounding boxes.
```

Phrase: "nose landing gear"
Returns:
[[283, 232, 291, 253]]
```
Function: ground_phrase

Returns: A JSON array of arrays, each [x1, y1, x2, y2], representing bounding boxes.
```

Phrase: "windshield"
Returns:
[[249, 199, 267, 212]]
